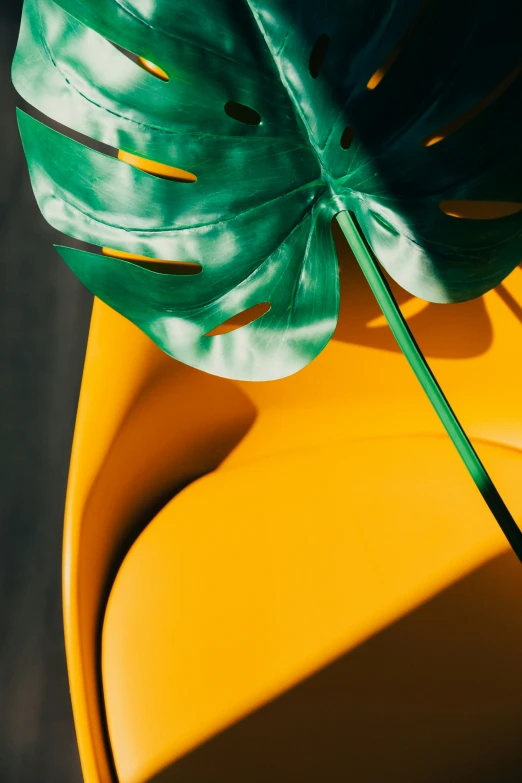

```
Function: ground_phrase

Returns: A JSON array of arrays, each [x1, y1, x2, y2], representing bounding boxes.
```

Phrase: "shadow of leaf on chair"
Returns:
[[149, 551, 522, 783], [333, 220, 494, 360]]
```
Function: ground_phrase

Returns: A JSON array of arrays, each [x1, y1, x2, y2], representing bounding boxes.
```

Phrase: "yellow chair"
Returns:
[[64, 229, 522, 783]]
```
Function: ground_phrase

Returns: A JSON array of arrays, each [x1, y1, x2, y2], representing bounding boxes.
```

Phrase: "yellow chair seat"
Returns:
[[103, 434, 522, 783], [64, 233, 522, 783]]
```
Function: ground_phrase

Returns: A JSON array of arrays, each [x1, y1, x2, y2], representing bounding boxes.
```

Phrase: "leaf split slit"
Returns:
[[110, 42, 169, 81], [205, 302, 271, 336], [102, 247, 201, 275], [109, 41, 140, 65], [367, 3, 428, 90], [422, 62, 522, 146]]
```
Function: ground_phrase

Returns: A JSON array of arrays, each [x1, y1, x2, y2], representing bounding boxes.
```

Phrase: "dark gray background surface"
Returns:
[[1, 2, 90, 780]]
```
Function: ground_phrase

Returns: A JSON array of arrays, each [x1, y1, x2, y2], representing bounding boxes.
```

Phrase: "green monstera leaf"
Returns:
[[13, 0, 522, 381], [12, 0, 522, 557]]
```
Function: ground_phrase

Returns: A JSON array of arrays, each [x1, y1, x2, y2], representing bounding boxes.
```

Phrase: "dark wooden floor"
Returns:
[[0, 3, 91, 780]]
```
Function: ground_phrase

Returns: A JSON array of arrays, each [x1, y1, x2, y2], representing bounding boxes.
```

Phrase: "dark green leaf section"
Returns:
[[12, 0, 522, 379]]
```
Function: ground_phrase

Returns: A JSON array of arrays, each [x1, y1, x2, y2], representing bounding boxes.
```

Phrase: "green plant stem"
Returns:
[[336, 210, 522, 562]]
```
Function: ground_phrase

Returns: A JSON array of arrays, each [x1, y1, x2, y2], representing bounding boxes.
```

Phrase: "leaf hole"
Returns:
[[440, 201, 522, 220], [118, 150, 197, 182], [340, 126, 355, 150], [421, 62, 522, 146], [309, 34, 330, 79], [224, 101, 261, 126], [102, 247, 201, 275], [367, 3, 428, 90], [205, 302, 271, 337]]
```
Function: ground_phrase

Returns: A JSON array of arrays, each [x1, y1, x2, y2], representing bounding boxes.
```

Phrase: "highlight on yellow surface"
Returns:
[[63, 232, 522, 783], [118, 149, 197, 182], [103, 438, 522, 783]]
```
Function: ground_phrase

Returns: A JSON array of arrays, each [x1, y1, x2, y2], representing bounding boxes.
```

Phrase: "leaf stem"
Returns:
[[336, 210, 522, 562]]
